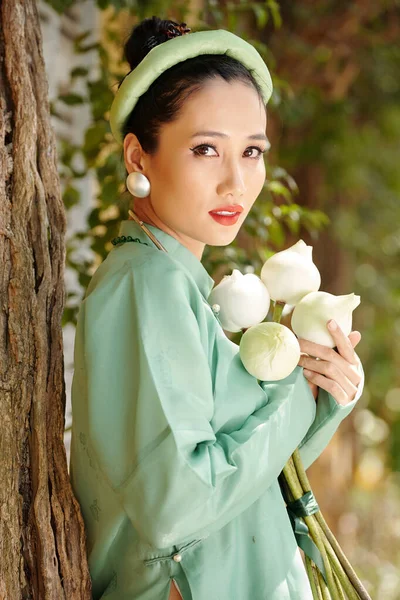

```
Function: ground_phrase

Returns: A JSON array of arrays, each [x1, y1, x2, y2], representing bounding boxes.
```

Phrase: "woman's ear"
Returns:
[[123, 133, 146, 174]]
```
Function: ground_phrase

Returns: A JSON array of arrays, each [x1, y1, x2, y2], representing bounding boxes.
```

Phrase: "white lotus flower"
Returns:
[[239, 322, 301, 381], [260, 240, 321, 305], [208, 269, 270, 332], [291, 291, 361, 348]]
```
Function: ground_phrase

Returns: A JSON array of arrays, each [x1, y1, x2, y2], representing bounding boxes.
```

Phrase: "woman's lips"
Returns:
[[209, 212, 241, 226], [210, 205, 244, 213]]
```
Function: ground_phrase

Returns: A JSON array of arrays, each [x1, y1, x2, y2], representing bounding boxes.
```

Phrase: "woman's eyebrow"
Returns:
[[190, 130, 268, 141]]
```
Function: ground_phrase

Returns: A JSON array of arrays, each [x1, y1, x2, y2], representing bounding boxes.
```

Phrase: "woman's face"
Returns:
[[124, 78, 268, 260]]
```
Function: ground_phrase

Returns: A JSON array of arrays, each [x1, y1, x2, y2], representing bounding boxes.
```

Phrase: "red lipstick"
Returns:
[[209, 205, 243, 226], [209, 205, 244, 213]]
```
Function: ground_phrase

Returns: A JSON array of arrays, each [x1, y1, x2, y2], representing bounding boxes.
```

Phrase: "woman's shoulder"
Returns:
[[84, 247, 197, 304]]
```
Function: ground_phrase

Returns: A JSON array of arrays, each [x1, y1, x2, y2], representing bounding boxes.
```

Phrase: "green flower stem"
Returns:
[[272, 300, 285, 323], [305, 556, 322, 600], [282, 460, 333, 597], [305, 517, 354, 600], [324, 536, 360, 600], [332, 569, 346, 600], [285, 456, 303, 496], [317, 567, 333, 600], [278, 471, 294, 503], [292, 450, 372, 600], [333, 572, 347, 600], [303, 514, 338, 599], [292, 451, 361, 600], [282, 464, 323, 600], [291, 448, 311, 493], [283, 460, 340, 600], [315, 511, 371, 600], [312, 562, 324, 600], [291, 449, 356, 594]]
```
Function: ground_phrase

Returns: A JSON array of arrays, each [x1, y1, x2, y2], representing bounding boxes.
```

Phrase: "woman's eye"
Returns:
[[244, 146, 266, 159], [190, 144, 266, 159], [190, 144, 218, 157]]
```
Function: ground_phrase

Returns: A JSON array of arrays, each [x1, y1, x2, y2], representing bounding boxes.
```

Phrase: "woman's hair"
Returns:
[[118, 16, 265, 154]]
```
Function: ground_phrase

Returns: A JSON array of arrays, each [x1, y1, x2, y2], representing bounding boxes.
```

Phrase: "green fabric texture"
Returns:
[[109, 28, 274, 145], [69, 219, 364, 599]]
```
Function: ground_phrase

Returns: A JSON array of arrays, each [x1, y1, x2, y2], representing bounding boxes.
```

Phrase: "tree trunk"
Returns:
[[0, 1, 91, 597]]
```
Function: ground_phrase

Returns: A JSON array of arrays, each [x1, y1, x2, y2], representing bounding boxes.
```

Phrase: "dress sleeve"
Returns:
[[84, 256, 317, 549], [296, 361, 365, 470]]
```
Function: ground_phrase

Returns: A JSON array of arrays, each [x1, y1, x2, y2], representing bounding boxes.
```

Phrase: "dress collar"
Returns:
[[114, 219, 215, 300]]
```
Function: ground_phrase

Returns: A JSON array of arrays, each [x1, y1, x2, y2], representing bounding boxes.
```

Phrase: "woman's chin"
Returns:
[[205, 229, 240, 246]]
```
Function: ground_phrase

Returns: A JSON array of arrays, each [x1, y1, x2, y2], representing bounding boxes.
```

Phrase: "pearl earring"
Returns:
[[126, 172, 151, 198]]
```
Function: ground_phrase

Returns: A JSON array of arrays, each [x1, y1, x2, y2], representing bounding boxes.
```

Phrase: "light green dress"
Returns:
[[69, 219, 364, 600]]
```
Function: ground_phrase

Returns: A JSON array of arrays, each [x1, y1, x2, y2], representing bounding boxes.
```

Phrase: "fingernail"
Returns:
[[304, 369, 312, 376], [328, 319, 337, 330]]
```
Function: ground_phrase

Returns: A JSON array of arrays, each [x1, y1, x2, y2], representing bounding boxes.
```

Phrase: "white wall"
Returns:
[[39, 0, 100, 466]]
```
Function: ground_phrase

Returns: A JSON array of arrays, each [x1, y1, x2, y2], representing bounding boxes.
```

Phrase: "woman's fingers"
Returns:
[[348, 331, 362, 348], [298, 323, 362, 388], [298, 344, 361, 386], [298, 327, 361, 368], [326, 319, 360, 365], [303, 370, 350, 406], [301, 356, 359, 399], [298, 321, 363, 405]]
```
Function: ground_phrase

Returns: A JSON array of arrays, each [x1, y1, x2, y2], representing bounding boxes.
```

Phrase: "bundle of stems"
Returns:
[[271, 300, 372, 600]]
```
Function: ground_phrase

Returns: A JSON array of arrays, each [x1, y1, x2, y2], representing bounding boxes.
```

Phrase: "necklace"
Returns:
[[111, 209, 223, 326], [111, 209, 168, 252]]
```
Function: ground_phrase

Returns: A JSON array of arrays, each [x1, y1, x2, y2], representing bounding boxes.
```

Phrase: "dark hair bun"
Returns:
[[123, 16, 191, 71]]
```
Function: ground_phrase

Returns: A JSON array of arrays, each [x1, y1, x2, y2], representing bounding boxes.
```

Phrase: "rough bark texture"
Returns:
[[0, 1, 91, 597]]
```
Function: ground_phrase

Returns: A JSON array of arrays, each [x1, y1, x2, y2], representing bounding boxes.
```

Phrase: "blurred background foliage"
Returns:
[[45, 0, 400, 596]]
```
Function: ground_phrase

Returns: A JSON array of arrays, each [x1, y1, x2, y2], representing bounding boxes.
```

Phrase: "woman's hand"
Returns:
[[297, 319, 362, 406]]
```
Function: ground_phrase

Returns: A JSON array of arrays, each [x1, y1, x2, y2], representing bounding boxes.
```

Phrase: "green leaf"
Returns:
[[227, 10, 237, 31], [96, 153, 122, 181], [100, 179, 121, 206], [75, 42, 101, 54], [70, 66, 89, 79], [106, 29, 121, 43], [88, 208, 101, 229], [63, 185, 80, 209], [87, 80, 115, 120], [97, 0, 111, 8], [267, 220, 285, 247], [62, 305, 79, 327], [43, 0, 74, 14], [267, 180, 292, 199], [58, 93, 86, 106], [70, 168, 88, 179], [60, 140, 80, 168], [253, 4, 269, 29], [266, 0, 282, 29], [73, 31, 93, 46], [83, 122, 109, 161]]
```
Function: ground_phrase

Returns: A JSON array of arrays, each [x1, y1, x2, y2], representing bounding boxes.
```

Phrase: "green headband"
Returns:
[[109, 28, 273, 145]]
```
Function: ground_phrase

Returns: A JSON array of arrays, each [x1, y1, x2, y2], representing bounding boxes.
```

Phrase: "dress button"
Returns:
[[172, 553, 182, 562]]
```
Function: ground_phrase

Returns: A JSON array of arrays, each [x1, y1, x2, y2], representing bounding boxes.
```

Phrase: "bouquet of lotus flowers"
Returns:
[[208, 240, 371, 600]]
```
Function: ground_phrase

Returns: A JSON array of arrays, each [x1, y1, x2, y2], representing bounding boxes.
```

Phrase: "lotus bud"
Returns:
[[291, 291, 361, 348], [260, 240, 321, 305], [208, 269, 270, 332], [239, 322, 301, 381]]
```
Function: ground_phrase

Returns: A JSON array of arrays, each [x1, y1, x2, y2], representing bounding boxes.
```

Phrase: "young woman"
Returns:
[[69, 16, 364, 600]]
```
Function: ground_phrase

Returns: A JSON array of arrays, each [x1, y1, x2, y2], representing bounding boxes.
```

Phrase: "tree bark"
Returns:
[[0, 1, 91, 597]]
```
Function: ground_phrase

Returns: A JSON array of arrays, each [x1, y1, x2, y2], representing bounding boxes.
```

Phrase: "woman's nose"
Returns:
[[217, 165, 246, 198]]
